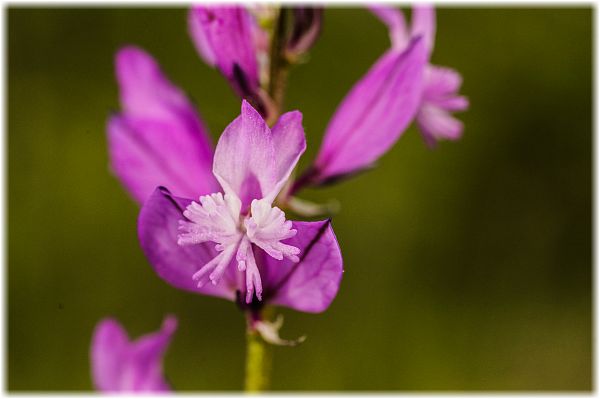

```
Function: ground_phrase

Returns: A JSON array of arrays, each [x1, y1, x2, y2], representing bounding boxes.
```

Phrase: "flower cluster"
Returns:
[[93, 4, 467, 392]]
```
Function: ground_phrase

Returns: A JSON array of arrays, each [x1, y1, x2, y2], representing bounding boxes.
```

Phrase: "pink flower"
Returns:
[[91, 316, 177, 393], [297, 5, 468, 188], [307, 37, 428, 184], [370, 4, 469, 147], [138, 101, 343, 313]]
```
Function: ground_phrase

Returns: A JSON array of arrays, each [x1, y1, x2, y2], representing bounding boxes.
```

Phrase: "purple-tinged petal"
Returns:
[[108, 116, 217, 204], [423, 65, 463, 100], [417, 105, 464, 148], [126, 317, 177, 392], [434, 96, 469, 111], [91, 318, 129, 392], [410, 5, 436, 56], [91, 316, 176, 392], [108, 46, 217, 203], [311, 38, 427, 183], [213, 100, 271, 207], [261, 220, 343, 313], [188, 6, 259, 96], [368, 4, 409, 49], [418, 65, 468, 147], [286, 7, 324, 56], [138, 187, 237, 301], [116, 47, 200, 124], [422, 66, 469, 113], [269, 110, 307, 201], [370, 5, 435, 56], [213, 101, 305, 208], [188, 9, 217, 67]]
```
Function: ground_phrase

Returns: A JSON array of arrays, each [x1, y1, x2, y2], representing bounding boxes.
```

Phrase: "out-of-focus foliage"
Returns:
[[8, 7, 591, 391]]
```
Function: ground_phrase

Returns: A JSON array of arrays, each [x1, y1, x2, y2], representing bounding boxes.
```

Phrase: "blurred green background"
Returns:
[[8, 6, 592, 391]]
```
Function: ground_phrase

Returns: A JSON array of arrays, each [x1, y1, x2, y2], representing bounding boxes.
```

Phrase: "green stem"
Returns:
[[244, 327, 272, 392]]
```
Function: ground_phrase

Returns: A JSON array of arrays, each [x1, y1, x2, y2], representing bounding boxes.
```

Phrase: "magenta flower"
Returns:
[[91, 316, 177, 393], [138, 100, 343, 312], [188, 6, 269, 115], [293, 6, 468, 188], [107, 46, 218, 204], [371, 4, 469, 147]]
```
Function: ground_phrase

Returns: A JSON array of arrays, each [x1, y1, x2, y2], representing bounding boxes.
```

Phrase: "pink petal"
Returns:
[[368, 5, 409, 49], [269, 110, 307, 202], [312, 38, 427, 183], [423, 65, 463, 100], [188, 6, 259, 96], [287, 7, 324, 55], [91, 316, 176, 392], [91, 319, 129, 392], [410, 5, 436, 56], [127, 316, 177, 392], [213, 101, 305, 208], [435, 95, 469, 111], [116, 47, 197, 123], [108, 116, 217, 204], [417, 65, 469, 147], [108, 46, 217, 203], [261, 220, 344, 313], [137, 187, 237, 301], [417, 104, 464, 148], [188, 8, 217, 67]]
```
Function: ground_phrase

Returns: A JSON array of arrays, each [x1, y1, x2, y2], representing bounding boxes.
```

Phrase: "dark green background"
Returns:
[[8, 6, 592, 391]]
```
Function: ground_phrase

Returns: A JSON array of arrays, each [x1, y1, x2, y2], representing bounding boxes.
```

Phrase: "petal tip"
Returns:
[[94, 317, 122, 336], [283, 109, 303, 123], [115, 45, 153, 77], [241, 99, 262, 120], [116, 45, 145, 59], [161, 315, 178, 334]]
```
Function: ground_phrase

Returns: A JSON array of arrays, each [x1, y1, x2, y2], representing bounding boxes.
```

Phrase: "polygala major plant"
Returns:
[[97, 4, 468, 392]]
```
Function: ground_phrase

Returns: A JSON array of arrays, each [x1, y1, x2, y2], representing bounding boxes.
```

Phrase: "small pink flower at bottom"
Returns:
[[91, 316, 177, 393]]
